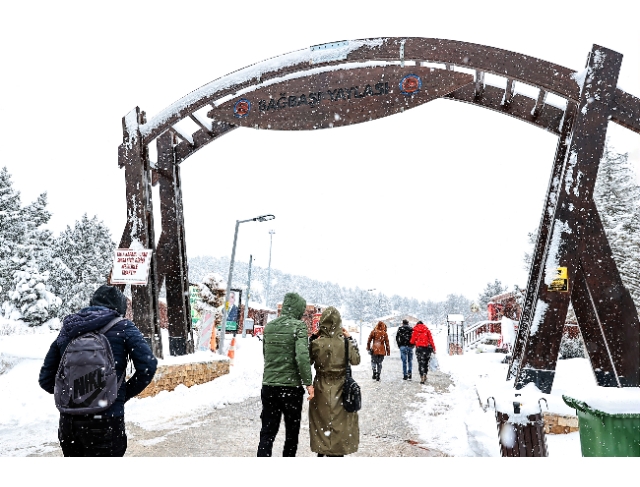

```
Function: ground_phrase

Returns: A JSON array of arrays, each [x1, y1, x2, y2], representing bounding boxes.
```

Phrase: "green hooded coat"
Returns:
[[262, 292, 312, 387], [308, 306, 361, 455]]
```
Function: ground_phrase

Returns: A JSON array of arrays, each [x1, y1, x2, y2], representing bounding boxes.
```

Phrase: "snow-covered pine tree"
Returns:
[[0, 169, 60, 324], [46, 214, 116, 317], [0, 167, 25, 303], [477, 279, 507, 313], [594, 144, 640, 313]]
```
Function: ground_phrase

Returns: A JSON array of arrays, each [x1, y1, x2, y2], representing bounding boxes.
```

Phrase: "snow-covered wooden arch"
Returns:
[[116, 38, 640, 393]]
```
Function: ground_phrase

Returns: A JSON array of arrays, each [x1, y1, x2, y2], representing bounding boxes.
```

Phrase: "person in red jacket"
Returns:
[[410, 321, 436, 385]]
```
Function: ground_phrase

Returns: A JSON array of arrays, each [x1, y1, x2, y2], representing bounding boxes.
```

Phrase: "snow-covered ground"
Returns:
[[0, 324, 267, 456], [0, 319, 610, 457], [405, 324, 586, 457]]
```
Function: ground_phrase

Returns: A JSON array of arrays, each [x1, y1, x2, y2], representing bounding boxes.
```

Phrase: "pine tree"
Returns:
[[478, 279, 507, 311], [0, 168, 59, 324], [594, 144, 640, 312], [46, 214, 116, 317], [0, 167, 25, 302]]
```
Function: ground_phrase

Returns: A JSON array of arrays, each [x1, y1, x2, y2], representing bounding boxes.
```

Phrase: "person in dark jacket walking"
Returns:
[[257, 292, 314, 457], [38, 285, 157, 457], [366, 321, 390, 381], [396, 319, 414, 380], [410, 321, 436, 385]]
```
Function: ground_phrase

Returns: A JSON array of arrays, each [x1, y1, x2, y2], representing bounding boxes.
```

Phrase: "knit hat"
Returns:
[[90, 285, 127, 316]]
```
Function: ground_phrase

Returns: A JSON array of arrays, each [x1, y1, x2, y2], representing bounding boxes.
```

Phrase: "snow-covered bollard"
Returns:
[[487, 394, 549, 457]]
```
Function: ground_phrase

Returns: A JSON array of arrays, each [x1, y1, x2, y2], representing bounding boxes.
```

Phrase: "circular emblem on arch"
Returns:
[[399, 74, 422, 95], [233, 98, 251, 118]]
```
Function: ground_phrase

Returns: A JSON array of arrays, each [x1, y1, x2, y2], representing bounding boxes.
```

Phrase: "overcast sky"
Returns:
[[2, 1, 639, 305]]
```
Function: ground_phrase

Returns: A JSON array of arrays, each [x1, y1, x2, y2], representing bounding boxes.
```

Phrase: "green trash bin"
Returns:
[[563, 395, 640, 457]]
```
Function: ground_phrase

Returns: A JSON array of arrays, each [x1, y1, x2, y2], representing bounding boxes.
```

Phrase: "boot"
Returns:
[[403, 375, 408, 380], [407, 373, 412, 380], [420, 374, 426, 385], [372, 372, 376, 380], [376, 372, 381, 381]]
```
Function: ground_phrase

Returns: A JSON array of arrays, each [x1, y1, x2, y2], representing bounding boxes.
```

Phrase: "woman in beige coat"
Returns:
[[308, 307, 361, 457]]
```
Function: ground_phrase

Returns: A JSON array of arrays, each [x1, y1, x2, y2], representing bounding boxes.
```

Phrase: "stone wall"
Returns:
[[543, 412, 579, 434], [136, 359, 230, 399]]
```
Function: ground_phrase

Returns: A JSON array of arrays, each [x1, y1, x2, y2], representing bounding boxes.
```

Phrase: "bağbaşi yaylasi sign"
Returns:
[[211, 66, 473, 131], [111, 248, 153, 285]]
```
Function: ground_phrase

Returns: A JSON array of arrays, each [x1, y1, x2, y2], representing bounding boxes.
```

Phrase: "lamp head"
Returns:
[[255, 214, 275, 222]]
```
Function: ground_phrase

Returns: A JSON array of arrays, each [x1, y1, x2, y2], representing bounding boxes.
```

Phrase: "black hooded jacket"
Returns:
[[396, 324, 414, 348], [38, 306, 157, 417]]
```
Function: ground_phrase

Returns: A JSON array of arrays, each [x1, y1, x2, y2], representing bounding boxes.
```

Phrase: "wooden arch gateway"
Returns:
[[117, 37, 640, 393]]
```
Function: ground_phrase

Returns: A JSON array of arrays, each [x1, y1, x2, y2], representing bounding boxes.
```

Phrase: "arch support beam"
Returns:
[[509, 46, 639, 392], [156, 132, 194, 356], [117, 107, 163, 358]]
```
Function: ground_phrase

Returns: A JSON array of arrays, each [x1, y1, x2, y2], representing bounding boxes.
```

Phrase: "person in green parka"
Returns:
[[257, 292, 314, 457], [309, 306, 361, 457]]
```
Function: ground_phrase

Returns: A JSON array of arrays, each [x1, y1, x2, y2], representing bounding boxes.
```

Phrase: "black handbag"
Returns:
[[342, 337, 362, 413]]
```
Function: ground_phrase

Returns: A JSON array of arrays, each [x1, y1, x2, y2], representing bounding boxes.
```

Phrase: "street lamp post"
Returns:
[[265, 229, 275, 309], [220, 214, 275, 355], [242, 254, 253, 339]]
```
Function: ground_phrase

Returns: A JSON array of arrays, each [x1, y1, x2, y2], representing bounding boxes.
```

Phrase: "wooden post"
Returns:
[[117, 107, 163, 358], [511, 46, 625, 392], [156, 132, 194, 356], [508, 103, 576, 383], [575, 200, 639, 386]]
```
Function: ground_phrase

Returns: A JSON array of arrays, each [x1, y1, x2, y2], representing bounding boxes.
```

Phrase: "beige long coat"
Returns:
[[309, 307, 361, 455]]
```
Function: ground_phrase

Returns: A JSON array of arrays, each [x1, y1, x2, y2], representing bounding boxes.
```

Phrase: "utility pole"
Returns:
[[242, 255, 253, 338], [266, 230, 275, 309]]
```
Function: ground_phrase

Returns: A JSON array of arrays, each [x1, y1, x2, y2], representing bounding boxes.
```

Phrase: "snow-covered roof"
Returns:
[[447, 314, 464, 322]]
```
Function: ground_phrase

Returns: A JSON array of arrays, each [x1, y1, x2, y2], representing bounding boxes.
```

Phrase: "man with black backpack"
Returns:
[[396, 319, 414, 381], [39, 285, 157, 457]]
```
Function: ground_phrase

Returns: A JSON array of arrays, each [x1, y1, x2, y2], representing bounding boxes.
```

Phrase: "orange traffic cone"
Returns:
[[227, 337, 236, 365]]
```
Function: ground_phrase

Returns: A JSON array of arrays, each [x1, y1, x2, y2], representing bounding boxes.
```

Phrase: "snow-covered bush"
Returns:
[[195, 272, 225, 315], [1, 267, 60, 325], [558, 333, 586, 360]]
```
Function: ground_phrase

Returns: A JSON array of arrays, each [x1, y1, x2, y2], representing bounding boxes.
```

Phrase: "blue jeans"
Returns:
[[399, 346, 413, 376]]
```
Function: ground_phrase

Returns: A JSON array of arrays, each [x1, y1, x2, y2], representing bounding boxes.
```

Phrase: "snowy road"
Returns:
[[37, 348, 451, 457]]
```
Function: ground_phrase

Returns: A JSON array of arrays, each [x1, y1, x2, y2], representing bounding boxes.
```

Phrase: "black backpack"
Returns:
[[342, 338, 361, 413], [54, 317, 125, 415]]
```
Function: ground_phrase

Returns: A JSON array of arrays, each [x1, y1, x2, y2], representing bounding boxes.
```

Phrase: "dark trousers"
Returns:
[[371, 354, 385, 375], [58, 415, 127, 457], [257, 385, 304, 457], [416, 346, 433, 376]]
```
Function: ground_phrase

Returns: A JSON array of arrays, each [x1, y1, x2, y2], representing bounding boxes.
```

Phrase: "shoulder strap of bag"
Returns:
[[344, 337, 352, 379], [97, 315, 127, 389], [98, 316, 125, 335]]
